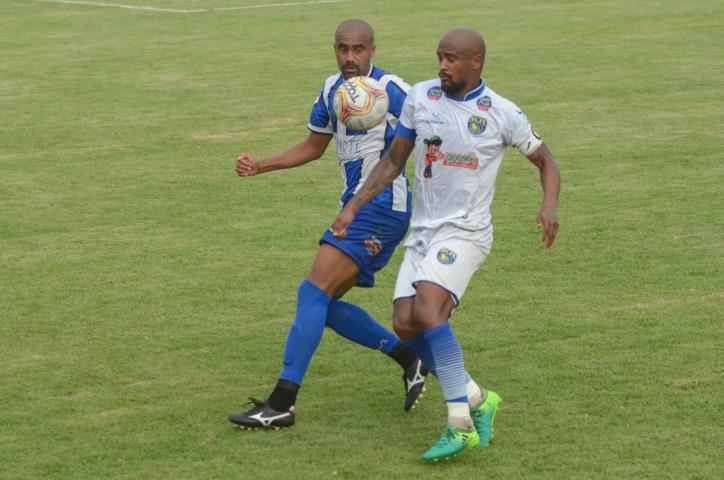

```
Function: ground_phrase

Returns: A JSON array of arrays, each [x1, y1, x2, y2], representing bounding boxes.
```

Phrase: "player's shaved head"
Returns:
[[334, 19, 376, 79], [437, 28, 486, 96], [335, 19, 374, 45], [439, 28, 486, 73]]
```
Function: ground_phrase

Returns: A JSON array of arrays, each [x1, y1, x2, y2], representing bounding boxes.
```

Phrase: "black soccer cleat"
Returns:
[[403, 359, 429, 411], [228, 397, 295, 430]]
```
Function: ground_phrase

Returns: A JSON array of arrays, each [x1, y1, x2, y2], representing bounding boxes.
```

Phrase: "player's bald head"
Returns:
[[439, 28, 486, 72], [335, 19, 374, 45]]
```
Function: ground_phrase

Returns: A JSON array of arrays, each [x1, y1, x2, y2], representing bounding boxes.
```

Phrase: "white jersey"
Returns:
[[396, 78, 542, 231], [308, 66, 411, 213]]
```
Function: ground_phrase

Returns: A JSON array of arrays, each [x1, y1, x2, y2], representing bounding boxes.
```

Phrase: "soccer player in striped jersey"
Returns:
[[332, 29, 561, 461], [228, 19, 428, 430]]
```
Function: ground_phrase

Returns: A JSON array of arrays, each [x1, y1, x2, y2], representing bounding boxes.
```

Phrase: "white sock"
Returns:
[[466, 378, 485, 408], [447, 401, 474, 430]]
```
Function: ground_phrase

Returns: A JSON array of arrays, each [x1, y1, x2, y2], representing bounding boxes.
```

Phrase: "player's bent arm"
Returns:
[[331, 135, 414, 238], [526, 142, 561, 249], [256, 132, 333, 174], [346, 135, 414, 215]]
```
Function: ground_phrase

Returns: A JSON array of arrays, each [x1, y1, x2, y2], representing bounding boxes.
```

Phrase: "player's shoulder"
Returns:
[[371, 66, 411, 92], [409, 78, 442, 99], [321, 72, 343, 90], [483, 84, 522, 114]]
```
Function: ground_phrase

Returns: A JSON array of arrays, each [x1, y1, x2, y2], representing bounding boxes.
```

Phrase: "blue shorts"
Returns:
[[321, 203, 410, 288]]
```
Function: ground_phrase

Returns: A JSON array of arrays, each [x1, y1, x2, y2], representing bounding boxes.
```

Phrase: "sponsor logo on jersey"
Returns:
[[437, 247, 457, 265], [424, 113, 445, 125], [423, 136, 444, 178], [443, 153, 479, 170], [477, 96, 492, 111], [427, 87, 443, 100], [467, 116, 488, 136], [364, 236, 383, 256]]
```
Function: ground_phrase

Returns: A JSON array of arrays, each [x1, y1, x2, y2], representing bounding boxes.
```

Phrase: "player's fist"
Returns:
[[331, 207, 356, 239], [236, 153, 259, 177]]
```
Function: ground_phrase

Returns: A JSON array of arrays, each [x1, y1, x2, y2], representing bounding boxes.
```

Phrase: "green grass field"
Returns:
[[2, 0, 723, 478]]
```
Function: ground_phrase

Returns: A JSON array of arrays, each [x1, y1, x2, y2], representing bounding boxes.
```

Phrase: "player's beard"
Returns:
[[440, 74, 466, 97]]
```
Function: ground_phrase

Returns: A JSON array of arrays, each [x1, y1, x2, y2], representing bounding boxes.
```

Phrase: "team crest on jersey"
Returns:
[[427, 87, 443, 100], [364, 236, 383, 256], [477, 96, 492, 111], [437, 247, 457, 265], [467, 116, 487, 136], [423, 136, 444, 178]]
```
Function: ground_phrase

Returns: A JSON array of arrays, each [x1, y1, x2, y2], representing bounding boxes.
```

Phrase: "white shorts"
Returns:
[[393, 224, 492, 306]]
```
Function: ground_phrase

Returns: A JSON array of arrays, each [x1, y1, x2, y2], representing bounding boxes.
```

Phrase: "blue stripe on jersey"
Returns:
[[326, 75, 346, 134], [309, 89, 330, 130], [382, 121, 395, 158], [395, 122, 416, 140], [386, 81, 407, 117], [341, 159, 363, 205]]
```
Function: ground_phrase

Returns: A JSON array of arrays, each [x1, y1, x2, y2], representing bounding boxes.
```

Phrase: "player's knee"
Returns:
[[392, 299, 418, 339], [411, 296, 447, 330]]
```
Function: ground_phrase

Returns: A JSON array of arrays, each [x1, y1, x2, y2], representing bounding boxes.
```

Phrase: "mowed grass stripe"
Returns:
[[1, 0, 722, 478]]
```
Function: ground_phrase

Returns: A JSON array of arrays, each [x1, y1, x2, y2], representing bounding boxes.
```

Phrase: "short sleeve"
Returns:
[[395, 84, 417, 140], [307, 89, 333, 134], [504, 103, 542, 157], [385, 77, 411, 118]]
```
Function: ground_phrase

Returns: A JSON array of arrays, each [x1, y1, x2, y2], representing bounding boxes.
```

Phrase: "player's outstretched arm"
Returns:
[[332, 135, 415, 238], [527, 142, 560, 250], [235, 132, 332, 177]]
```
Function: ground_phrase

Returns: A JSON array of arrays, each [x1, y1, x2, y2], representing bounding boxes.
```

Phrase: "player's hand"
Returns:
[[536, 207, 559, 250], [331, 207, 356, 239], [236, 153, 259, 177]]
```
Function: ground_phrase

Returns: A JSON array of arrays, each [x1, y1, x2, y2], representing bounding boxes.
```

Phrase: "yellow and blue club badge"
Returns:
[[467, 115, 487, 136], [437, 247, 457, 265]]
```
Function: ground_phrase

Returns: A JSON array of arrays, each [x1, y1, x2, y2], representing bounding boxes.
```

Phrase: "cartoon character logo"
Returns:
[[427, 87, 443, 100], [467, 115, 487, 136], [423, 135, 444, 178], [437, 247, 457, 265], [477, 96, 492, 111], [364, 236, 383, 256]]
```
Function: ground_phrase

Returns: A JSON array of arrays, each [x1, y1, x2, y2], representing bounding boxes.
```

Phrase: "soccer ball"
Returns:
[[333, 76, 389, 131]]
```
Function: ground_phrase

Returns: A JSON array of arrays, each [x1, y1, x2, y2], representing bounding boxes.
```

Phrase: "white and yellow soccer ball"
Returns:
[[333, 76, 389, 131]]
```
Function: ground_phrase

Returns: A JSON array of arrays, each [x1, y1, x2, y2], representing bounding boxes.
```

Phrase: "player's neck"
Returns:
[[445, 78, 483, 101]]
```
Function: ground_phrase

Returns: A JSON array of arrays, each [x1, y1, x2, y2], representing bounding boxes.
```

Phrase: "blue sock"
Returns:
[[424, 323, 468, 403], [402, 334, 436, 374], [279, 279, 330, 385], [326, 299, 400, 355]]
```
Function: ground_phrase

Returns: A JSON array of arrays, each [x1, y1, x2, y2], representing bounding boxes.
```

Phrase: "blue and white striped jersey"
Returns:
[[308, 66, 411, 213]]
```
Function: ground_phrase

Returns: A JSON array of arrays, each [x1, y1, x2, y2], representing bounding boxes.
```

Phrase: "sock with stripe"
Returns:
[[424, 323, 474, 430]]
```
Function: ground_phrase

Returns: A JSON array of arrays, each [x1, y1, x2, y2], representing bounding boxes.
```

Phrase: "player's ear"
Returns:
[[371, 44, 376, 58], [472, 53, 483, 69]]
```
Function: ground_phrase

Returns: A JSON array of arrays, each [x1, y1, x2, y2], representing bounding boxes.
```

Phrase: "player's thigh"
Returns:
[[307, 243, 360, 296]]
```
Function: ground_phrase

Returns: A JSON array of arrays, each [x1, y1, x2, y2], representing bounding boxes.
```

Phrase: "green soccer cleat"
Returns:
[[421, 426, 479, 462], [470, 390, 501, 448]]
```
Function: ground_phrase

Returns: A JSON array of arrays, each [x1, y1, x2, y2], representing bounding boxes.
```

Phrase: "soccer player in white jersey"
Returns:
[[228, 20, 428, 430], [332, 29, 560, 461]]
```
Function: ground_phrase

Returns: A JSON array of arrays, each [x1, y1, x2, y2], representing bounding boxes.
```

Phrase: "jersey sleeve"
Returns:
[[307, 89, 333, 134], [394, 84, 418, 140], [503, 102, 542, 157], [385, 76, 411, 118]]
